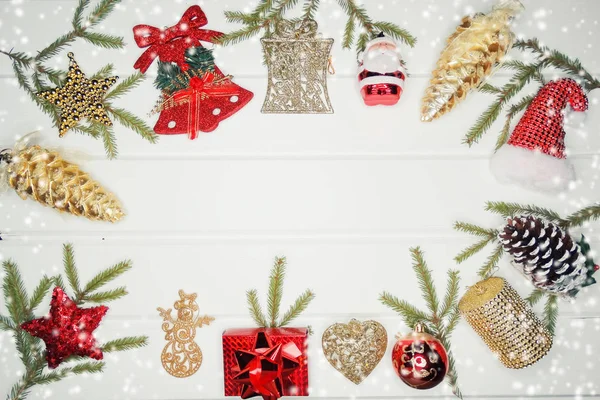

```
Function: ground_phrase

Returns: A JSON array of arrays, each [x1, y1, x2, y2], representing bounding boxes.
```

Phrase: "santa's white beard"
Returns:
[[363, 51, 400, 73]]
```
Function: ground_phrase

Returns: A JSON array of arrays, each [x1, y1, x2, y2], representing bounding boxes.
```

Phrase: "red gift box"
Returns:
[[222, 327, 309, 398]]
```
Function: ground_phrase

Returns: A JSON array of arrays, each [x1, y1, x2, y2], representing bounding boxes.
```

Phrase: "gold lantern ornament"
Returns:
[[261, 19, 334, 114], [459, 277, 553, 369]]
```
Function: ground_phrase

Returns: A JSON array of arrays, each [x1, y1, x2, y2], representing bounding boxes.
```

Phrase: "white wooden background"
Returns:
[[1, 0, 600, 399]]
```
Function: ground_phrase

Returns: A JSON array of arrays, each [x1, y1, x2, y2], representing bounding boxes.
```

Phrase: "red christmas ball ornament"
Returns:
[[391, 323, 448, 390]]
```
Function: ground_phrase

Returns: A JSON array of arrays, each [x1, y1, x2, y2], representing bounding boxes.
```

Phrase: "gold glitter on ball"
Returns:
[[322, 319, 387, 384], [37, 52, 118, 137]]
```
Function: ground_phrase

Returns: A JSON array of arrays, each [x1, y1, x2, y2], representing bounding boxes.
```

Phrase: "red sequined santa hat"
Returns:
[[490, 78, 588, 192]]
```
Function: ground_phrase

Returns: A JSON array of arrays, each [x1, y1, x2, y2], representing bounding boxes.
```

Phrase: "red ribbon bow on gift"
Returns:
[[133, 5, 223, 73], [232, 331, 301, 400], [171, 73, 240, 139]]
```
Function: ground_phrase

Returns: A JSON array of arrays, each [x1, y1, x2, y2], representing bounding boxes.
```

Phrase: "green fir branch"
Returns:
[[543, 295, 559, 335], [356, 33, 370, 56], [454, 236, 496, 264], [35, 362, 105, 384], [91, 63, 115, 80], [370, 21, 417, 48], [342, 16, 356, 49], [0, 50, 33, 67], [379, 292, 430, 328], [0, 314, 16, 331], [477, 244, 504, 279], [86, 0, 120, 28], [81, 32, 124, 49], [439, 270, 460, 320], [73, 0, 92, 29], [218, 25, 265, 46], [302, 0, 320, 20], [478, 83, 502, 94], [35, 33, 79, 63], [495, 94, 536, 150], [525, 289, 546, 306], [28, 276, 54, 313], [63, 243, 81, 296], [102, 336, 148, 353], [105, 72, 143, 100], [224, 11, 257, 24], [485, 201, 563, 223], [278, 289, 315, 327], [410, 247, 439, 316], [2, 260, 29, 324], [246, 289, 268, 327], [564, 203, 600, 229], [82, 287, 128, 303], [80, 260, 132, 298], [453, 222, 496, 237], [267, 257, 286, 327], [106, 106, 159, 144]]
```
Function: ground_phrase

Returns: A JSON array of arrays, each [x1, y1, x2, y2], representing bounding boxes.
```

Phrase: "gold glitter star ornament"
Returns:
[[37, 52, 118, 137]]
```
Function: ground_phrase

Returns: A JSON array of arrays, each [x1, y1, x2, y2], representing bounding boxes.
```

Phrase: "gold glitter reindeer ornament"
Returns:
[[157, 290, 214, 378]]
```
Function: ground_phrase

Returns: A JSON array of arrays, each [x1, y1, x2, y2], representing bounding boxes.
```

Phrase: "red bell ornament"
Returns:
[[391, 323, 448, 390]]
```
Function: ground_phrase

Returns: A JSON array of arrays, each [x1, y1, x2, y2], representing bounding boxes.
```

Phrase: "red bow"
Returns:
[[232, 331, 301, 400], [133, 5, 223, 73], [171, 73, 240, 139]]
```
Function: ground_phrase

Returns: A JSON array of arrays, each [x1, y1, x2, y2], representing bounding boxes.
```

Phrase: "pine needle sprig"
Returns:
[[28, 276, 54, 314], [246, 257, 314, 328], [525, 289, 546, 306], [218, 0, 415, 53], [267, 257, 286, 327], [485, 201, 564, 225], [454, 236, 497, 265], [101, 336, 148, 353], [81, 32, 124, 49], [302, 0, 320, 20], [544, 295, 559, 335], [411, 247, 439, 316], [439, 270, 460, 319], [477, 244, 504, 279], [246, 289, 269, 327], [63, 243, 81, 297], [79, 260, 132, 301], [563, 203, 600, 229], [1, 243, 147, 400], [278, 289, 316, 327], [380, 249, 462, 398], [81, 287, 128, 303], [378, 292, 430, 328]]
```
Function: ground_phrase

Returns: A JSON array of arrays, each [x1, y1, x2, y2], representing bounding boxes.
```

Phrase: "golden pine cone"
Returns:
[[5, 145, 124, 222], [421, 0, 524, 122]]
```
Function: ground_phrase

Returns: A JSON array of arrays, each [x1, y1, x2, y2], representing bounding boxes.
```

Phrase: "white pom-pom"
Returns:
[[490, 145, 575, 193]]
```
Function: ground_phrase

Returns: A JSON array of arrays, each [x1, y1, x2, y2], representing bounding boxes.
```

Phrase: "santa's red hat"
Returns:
[[490, 78, 588, 192]]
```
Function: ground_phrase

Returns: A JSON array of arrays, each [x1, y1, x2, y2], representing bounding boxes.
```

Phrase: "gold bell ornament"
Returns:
[[459, 277, 553, 369]]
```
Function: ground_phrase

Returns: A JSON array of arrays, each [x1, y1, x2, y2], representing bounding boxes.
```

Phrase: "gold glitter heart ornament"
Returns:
[[322, 319, 387, 384]]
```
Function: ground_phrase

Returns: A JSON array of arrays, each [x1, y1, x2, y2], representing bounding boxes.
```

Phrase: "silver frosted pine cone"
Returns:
[[499, 216, 596, 297]]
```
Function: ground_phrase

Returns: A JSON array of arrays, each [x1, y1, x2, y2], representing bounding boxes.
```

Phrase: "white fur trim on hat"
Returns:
[[490, 144, 575, 192]]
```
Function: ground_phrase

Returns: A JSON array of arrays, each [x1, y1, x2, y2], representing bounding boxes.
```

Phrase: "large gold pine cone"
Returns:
[[459, 277, 553, 369], [420, 13, 514, 122], [7, 145, 124, 222]]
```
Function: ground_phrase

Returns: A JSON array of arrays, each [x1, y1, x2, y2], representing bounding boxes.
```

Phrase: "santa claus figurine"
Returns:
[[358, 33, 407, 106]]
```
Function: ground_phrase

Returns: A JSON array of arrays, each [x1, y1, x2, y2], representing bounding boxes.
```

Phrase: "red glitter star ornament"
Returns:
[[20, 287, 108, 369], [232, 331, 302, 400]]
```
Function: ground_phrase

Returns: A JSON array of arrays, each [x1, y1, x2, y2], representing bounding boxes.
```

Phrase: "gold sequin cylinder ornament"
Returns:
[[157, 290, 214, 378], [261, 19, 334, 114], [458, 277, 553, 369], [0, 143, 124, 222], [421, 0, 524, 122], [322, 319, 387, 385]]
